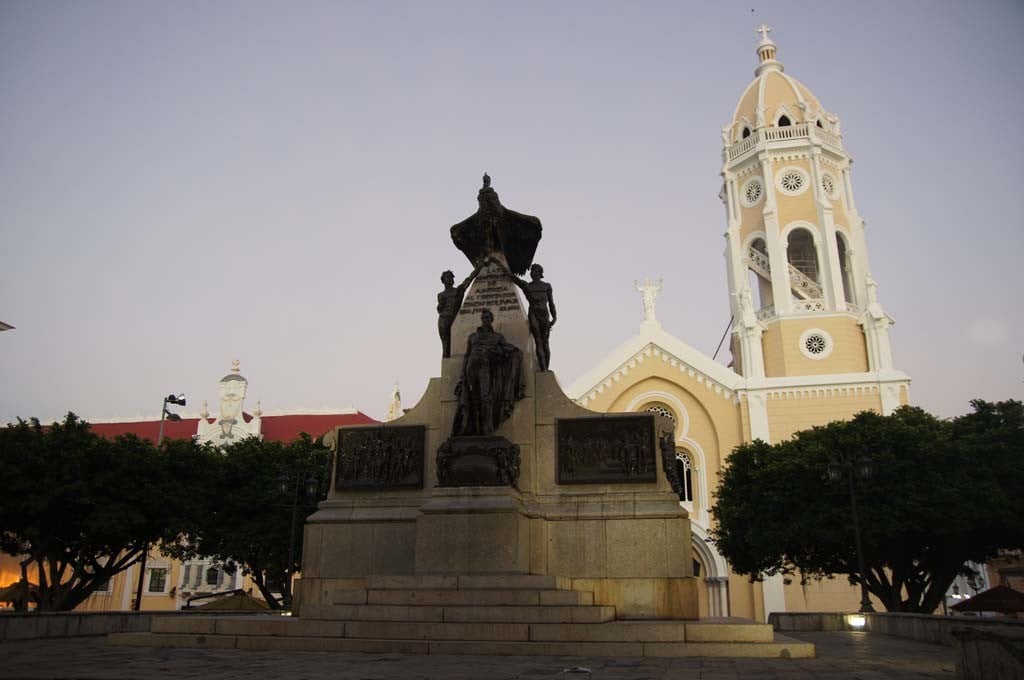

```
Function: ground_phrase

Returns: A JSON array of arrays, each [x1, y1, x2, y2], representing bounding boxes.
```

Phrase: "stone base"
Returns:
[[414, 487, 531, 575]]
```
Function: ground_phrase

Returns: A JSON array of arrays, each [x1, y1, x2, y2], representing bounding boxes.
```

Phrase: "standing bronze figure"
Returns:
[[501, 262, 557, 371], [452, 309, 524, 436], [437, 263, 483, 358]]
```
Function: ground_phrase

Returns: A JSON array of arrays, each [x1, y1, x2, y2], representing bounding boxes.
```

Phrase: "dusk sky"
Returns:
[[2, 1, 1021, 425]]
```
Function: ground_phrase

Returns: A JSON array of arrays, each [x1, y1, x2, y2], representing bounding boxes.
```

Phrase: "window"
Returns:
[[836, 234, 853, 304], [740, 177, 763, 207], [206, 567, 221, 586], [816, 119, 824, 128], [674, 453, 694, 502], [778, 115, 791, 127], [742, 127, 751, 139], [799, 328, 834, 360], [787, 229, 820, 284], [94, 577, 111, 593], [147, 568, 168, 593], [645, 404, 676, 425]]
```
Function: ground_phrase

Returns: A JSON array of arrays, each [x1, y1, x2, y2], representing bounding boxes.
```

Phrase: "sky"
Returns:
[[2, 1, 1022, 425]]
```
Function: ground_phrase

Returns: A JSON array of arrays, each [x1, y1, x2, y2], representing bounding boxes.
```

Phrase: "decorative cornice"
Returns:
[[574, 343, 741, 407]]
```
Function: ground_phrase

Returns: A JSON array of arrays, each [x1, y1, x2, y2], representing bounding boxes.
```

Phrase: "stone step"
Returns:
[[352, 588, 593, 607], [109, 630, 815, 658], [301, 603, 616, 623], [365, 574, 573, 591], [151, 615, 772, 644]]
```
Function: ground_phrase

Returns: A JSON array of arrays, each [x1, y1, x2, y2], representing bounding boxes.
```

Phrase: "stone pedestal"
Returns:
[[414, 487, 531, 574], [303, 284, 698, 619]]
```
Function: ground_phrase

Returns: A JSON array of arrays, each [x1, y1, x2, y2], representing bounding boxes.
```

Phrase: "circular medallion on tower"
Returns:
[[799, 328, 833, 360], [740, 177, 764, 207], [776, 166, 808, 196], [821, 172, 839, 200]]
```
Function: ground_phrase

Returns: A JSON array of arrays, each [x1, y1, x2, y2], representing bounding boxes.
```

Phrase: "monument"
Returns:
[[299, 175, 698, 618], [110, 176, 812, 658]]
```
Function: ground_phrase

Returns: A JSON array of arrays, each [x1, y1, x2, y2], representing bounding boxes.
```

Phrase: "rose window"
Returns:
[[804, 333, 827, 355], [780, 170, 805, 193], [741, 178, 763, 207], [821, 174, 837, 198]]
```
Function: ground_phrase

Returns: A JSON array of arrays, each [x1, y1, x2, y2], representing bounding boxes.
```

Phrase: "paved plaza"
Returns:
[[0, 631, 955, 679]]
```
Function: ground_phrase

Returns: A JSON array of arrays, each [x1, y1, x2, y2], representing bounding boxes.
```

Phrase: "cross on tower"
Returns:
[[756, 24, 772, 41]]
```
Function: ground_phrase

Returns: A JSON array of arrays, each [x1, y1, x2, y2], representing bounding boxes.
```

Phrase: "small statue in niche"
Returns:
[[499, 262, 557, 371], [437, 262, 485, 358], [452, 308, 525, 436]]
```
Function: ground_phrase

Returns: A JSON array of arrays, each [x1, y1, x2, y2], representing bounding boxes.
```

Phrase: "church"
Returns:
[[563, 26, 910, 620]]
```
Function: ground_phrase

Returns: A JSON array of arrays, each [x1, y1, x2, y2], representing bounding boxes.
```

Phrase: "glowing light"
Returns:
[[847, 614, 867, 628]]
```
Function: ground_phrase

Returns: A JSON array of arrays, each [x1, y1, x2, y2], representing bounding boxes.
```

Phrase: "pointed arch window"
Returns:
[[778, 115, 791, 127], [741, 126, 751, 139]]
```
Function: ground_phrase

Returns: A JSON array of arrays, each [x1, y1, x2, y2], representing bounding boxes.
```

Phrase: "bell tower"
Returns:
[[720, 26, 897, 387]]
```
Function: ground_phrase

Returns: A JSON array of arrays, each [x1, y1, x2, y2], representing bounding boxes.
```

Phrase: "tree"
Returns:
[[711, 402, 1024, 613], [168, 433, 330, 609], [0, 414, 215, 611]]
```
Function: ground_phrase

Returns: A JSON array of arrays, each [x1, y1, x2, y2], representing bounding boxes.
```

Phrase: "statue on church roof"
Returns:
[[635, 278, 663, 326], [450, 174, 542, 276]]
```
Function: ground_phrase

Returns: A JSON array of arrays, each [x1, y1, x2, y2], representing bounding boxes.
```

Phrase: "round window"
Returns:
[[740, 177, 764, 207], [798, 328, 833, 360], [776, 167, 808, 196], [821, 173, 839, 200]]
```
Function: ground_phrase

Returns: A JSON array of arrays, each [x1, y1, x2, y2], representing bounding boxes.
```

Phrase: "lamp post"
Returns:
[[133, 393, 185, 612], [827, 450, 875, 613], [278, 472, 319, 609]]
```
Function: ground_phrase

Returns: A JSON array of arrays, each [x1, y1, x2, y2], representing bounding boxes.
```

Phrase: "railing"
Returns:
[[792, 299, 827, 313], [788, 264, 822, 299], [746, 247, 771, 278], [727, 123, 843, 161]]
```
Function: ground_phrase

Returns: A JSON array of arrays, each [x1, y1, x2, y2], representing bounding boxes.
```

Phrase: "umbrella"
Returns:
[[951, 585, 1024, 615]]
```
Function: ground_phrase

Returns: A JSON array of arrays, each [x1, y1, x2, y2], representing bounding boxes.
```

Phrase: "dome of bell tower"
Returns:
[[727, 26, 833, 143]]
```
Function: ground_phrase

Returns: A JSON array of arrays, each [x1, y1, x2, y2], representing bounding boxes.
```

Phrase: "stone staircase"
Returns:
[[108, 575, 814, 658]]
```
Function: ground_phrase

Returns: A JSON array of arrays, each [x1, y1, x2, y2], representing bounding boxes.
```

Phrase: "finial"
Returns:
[[253, 400, 262, 417], [200, 400, 209, 419], [482, 172, 491, 189], [754, 24, 783, 76], [231, 359, 240, 374]]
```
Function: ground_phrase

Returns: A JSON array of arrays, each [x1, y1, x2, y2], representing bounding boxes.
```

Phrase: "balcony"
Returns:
[[727, 123, 843, 162]]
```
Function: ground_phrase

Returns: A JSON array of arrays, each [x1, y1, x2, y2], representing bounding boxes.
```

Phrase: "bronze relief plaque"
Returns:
[[335, 425, 425, 491], [556, 414, 657, 485]]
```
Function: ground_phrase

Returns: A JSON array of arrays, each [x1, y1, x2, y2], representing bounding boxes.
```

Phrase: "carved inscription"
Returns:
[[459, 270, 521, 316], [556, 415, 657, 485], [335, 425, 425, 491]]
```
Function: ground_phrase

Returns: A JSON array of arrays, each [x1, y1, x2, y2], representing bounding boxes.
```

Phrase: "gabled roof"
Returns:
[[566, 321, 742, 405]]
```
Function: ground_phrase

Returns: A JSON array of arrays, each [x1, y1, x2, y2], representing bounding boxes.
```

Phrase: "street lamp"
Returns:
[[133, 392, 186, 612], [827, 450, 875, 613], [279, 472, 320, 609]]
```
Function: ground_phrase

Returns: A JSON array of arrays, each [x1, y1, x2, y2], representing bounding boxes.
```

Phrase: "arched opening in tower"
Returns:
[[778, 115, 791, 127], [836, 233, 854, 304], [787, 229, 821, 298], [748, 237, 773, 310]]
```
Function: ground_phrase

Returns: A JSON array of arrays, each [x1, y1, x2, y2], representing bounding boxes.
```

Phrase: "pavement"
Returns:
[[0, 631, 955, 679]]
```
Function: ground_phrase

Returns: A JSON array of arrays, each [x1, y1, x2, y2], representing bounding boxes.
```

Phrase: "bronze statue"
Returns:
[[437, 262, 484, 358], [501, 262, 556, 371], [452, 309, 525, 436], [450, 174, 542, 276]]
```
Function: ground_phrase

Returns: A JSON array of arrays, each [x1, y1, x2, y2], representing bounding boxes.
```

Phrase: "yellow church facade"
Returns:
[[566, 27, 910, 621]]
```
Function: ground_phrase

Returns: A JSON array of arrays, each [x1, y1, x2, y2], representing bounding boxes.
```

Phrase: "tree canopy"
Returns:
[[0, 414, 216, 611], [711, 401, 1024, 613], [167, 433, 330, 609]]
